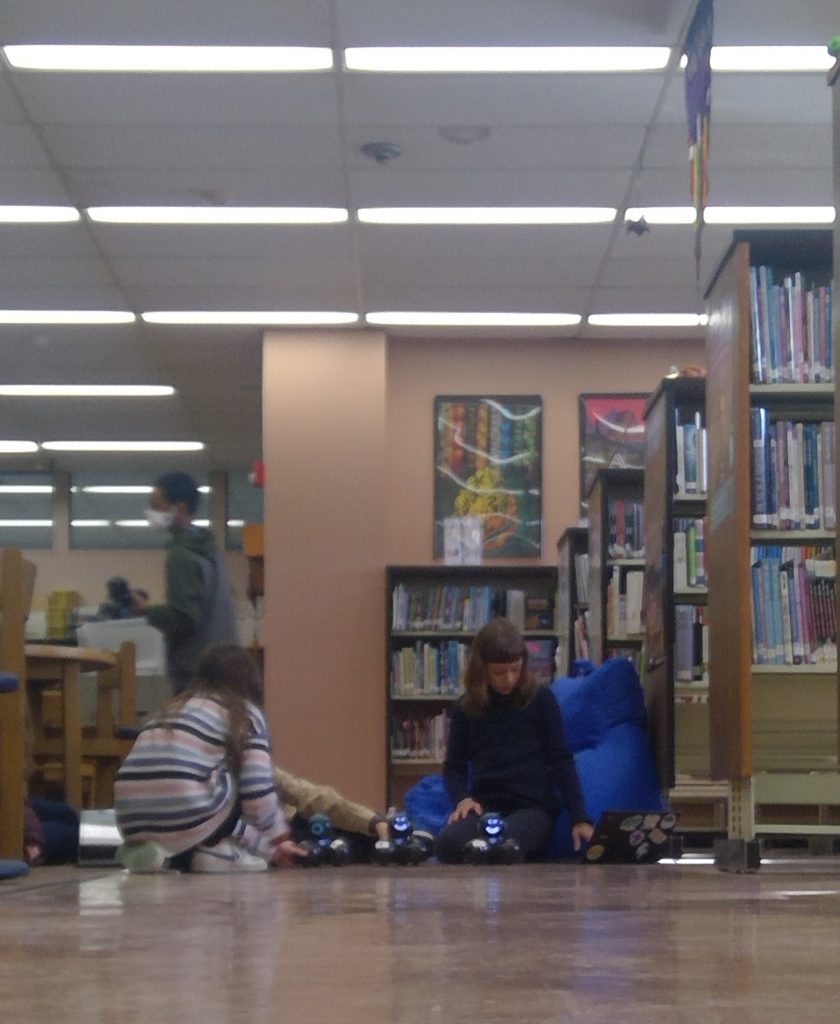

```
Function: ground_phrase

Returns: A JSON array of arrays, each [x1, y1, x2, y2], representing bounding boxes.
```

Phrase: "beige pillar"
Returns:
[[262, 329, 387, 810]]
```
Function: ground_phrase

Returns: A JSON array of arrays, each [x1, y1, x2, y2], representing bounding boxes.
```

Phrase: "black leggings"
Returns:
[[435, 807, 554, 864]]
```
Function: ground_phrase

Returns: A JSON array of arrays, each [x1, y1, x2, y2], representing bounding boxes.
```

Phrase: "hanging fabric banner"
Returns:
[[683, 0, 714, 281]]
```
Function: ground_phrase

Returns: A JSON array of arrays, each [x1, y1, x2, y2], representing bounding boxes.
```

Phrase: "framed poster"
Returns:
[[579, 393, 648, 508], [434, 395, 542, 559]]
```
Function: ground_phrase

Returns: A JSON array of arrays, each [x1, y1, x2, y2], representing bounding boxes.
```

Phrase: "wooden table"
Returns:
[[25, 644, 117, 809]]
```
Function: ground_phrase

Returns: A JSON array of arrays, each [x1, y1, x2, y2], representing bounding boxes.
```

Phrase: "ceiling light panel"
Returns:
[[141, 311, 358, 325], [588, 313, 707, 327], [344, 47, 671, 73], [366, 312, 581, 327], [0, 385, 174, 397], [0, 310, 135, 324], [0, 206, 80, 223], [87, 207, 348, 224], [41, 441, 205, 452], [0, 441, 39, 453], [358, 207, 616, 225], [3, 45, 334, 73], [710, 46, 834, 73]]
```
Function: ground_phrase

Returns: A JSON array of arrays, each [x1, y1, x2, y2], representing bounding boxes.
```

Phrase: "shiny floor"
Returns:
[[3, 856, 840, 1023]]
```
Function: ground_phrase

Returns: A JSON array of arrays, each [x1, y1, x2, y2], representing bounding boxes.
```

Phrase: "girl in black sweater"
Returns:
[[436, 618, 594, 863]]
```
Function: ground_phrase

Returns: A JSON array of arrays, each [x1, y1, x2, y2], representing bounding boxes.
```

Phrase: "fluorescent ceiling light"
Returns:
[[71, 519, 110, 527], [227, 519, 245, 528], [0, 441, 39, 453], [0, 205, 79, 223], [588, 313, 707, 328], [3, 44, 334, 73], [344, 46, 670, 73], [358, 207, 616, 225], [366, 311, 581, 327], [704, 206, 835, 225], [41, 441, 205, 452], [0, 485, 53, 493], [142, 310, 358, 325], [0, 519, 52, 527], [0, 384, 174, 397], [79, 484, 211, 493], [114, 520, 150, 528], [87, 206, 348, 225], [0, 310, 135, 324], [710, 45, 833, 72], [625, 207, 696, 225]]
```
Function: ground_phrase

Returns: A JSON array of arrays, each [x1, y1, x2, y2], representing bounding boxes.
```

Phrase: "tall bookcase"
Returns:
[[555, 526, 589, 676], [642, 377, 724, 830], [704, 228, 837, 868], [386, 564, 558, 806], [585, 468, 645, 668]]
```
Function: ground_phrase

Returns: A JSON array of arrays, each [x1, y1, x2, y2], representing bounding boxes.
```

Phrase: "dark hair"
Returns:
[[107, 576, 131, 603], [461, 617, 536, 716], [154, 471, 200, 515], [163, 645, 264, 775]]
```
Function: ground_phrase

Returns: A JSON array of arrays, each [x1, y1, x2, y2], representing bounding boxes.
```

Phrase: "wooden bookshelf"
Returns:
[[585, 468, 645, 668], [555, 525, 589, 676], [643, 377, 709, 798], [704, 228, 837, 864], [385, 563, 558, 806]]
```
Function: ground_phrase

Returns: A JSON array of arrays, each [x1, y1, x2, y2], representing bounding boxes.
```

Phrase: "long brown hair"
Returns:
[[162, 644, 264, 775], [460, 617, 537, 716]]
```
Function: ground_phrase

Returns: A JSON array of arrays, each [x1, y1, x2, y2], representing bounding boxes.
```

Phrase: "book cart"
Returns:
[[705, 226, 838, 870], [385, 564, 557, 806]]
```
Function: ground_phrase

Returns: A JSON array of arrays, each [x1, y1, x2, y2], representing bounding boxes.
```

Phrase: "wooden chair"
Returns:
[[31, 640, 139, 808], [0, 548, 36, 858]]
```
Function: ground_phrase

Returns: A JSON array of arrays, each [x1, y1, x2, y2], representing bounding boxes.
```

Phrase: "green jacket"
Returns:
[[146, 526, 239, 687]]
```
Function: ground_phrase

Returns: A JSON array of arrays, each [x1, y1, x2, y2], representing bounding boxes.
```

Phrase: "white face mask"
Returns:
[[145, 507, 175, 531]]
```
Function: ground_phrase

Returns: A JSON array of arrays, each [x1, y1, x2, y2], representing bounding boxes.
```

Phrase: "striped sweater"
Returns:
[[115, 695, 288, 855]]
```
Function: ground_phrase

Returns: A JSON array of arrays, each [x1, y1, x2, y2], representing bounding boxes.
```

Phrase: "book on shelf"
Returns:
[[391, 709, 450, 761], [748, 264, 833, 384], [573, 612, 590, 661], [674, 605, 708, 682], [525, 638, 556, 687], [573, 553, 590, 604], [607, 496, 645, 559]]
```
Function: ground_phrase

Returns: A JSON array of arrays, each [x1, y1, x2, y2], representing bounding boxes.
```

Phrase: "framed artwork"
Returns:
[[579, 393, 648, 507], [434, 395, 542, 559]]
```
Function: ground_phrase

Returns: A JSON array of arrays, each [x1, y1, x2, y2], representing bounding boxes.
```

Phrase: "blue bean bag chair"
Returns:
[[548, 657, 665, 858], [404, 658, 665, 859]]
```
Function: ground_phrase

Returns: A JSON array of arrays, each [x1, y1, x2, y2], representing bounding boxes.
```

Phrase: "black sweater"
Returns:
[[443, 686, 588, 823]]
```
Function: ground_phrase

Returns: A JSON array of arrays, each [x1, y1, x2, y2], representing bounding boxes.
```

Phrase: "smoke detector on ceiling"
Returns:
[[360, 141, 402, 164]]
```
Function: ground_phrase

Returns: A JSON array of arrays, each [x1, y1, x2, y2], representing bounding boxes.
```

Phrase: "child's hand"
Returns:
[[448, 797, 483, 823], [270, 838, 307, 868], [571, 821, 595, 851]]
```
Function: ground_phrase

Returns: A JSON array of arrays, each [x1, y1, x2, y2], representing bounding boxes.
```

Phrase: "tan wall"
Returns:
[[385, 336, 705, 563], [262, 330, 705, 812]]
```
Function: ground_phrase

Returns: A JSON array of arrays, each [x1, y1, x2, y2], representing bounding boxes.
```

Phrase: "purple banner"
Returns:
[[683, 0, 713, 219]]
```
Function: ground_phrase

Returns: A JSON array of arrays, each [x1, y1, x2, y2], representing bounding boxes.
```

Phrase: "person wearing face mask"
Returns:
[[133, 471, 239, 695]]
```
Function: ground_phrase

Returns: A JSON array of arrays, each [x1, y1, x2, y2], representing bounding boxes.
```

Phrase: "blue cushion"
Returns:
[[0, 672, 19, 694], [0, 859, 29, 880], [404, 773, 453, 834], [550, 657, 648, 752]]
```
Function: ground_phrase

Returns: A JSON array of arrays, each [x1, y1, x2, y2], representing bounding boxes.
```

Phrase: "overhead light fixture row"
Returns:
[[0, 441, 39, 453], [76, 485, 211, 494], [3, 44, 334, 73], [588, 314, 708, 328], [344, 46, 672, 73], [0, 519, 52, 527], [0, 485, 53, 494]]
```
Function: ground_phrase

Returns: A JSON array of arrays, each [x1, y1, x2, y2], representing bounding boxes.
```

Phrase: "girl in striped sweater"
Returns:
[[115, 644, 303, 873]]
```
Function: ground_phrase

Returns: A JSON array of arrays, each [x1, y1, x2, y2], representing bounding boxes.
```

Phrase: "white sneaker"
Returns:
[[118, 841, 169, 874], [190, 839, 268, 873]]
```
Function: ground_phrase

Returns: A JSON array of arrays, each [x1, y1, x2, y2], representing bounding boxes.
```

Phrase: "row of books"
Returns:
[[750, 544, 837, 665], [573, 611, 590, 661], [391, 710, 450, 761], [748, 265, 833, 384], [607, 497, 645, 559], [674, 605, 709, 682], [391, 584, 548, 632], [606, 646, 643, 674], [674, 411, 708, 497], [573, 552, 590, 604], [606, 566, 644, 638], [750, 413, 836, 530], [391, 640, 469, 695], [674, 517, 707, 590]]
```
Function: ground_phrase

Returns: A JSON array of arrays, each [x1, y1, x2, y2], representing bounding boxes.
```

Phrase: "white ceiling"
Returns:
[[0, 0, 838, 472]]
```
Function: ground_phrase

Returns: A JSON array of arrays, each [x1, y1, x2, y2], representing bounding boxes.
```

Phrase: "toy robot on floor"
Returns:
[[297, 813, 352, 867], [462, 812, 523, 865], [371, 811, 433, 866]]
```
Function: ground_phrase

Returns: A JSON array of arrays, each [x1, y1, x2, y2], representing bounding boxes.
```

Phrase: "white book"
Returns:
[[675, 423, 686, 495], [673, 531, 689, 592]]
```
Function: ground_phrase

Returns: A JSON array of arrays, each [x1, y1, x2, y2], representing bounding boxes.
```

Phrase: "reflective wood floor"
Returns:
[[3, 855, 840, 1023]]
